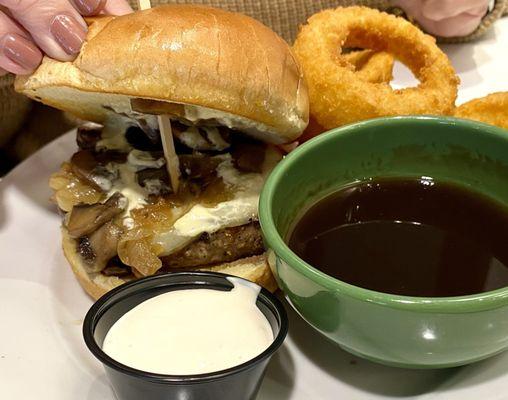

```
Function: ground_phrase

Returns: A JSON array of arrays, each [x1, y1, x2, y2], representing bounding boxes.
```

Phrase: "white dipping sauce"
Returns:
[[102, 278, 274, 375]]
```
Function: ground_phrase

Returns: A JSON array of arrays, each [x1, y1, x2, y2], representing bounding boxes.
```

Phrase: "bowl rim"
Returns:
[[259, 115, 508, 313], [83, 271, 289, 384]]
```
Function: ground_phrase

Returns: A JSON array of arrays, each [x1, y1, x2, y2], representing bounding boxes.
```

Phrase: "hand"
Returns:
[[392, 0, 490, 37], [0, 0, 132, 76]]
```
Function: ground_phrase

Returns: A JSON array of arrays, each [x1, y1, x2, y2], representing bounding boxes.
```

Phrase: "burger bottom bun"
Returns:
[[61, 227, 278, 300]]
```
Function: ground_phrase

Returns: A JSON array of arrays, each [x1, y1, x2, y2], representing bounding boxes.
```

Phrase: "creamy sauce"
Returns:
[[108, 163, 148, 228], [153, 157, 267, 256], [176, 158, 262, 236], [173, 197, 258, 237], [177, 126, 230, 151], [182, 104, 282, 143], [98, 100, 284, 145], [97, 118, 282, 250], [103, 149, 167, 228], [127, 149, 166, 169], [102, 277, 273, 375], [96, 118, 133, 152], [178, 126, 211, 150], [204, 126, 229, 150]]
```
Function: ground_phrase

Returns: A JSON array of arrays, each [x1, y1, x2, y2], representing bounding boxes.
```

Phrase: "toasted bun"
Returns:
[[15, 5, 308, 144], [61, 227, 277, 300]]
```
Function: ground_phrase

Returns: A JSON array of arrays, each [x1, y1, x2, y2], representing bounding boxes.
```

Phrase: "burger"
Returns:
[[15, 5, 308, 299]]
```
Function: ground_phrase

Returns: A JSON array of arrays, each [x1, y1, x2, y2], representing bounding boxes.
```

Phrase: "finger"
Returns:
[[71, 0, 106, 16], [0, 66, 8, 75], [100, 0, 132, 16], [0, 0, 88, 61], [0, 10, 42, 74], [70, 0, 131, 16]]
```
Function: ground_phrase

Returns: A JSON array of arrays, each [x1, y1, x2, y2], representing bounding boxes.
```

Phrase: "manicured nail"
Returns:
[[1, 33, 42, 71], [73, 0, 105, 16], [50, 14, 87, 55]]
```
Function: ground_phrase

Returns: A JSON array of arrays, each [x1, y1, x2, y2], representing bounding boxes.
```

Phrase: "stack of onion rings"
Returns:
[[293, 7, 459, 129], [454, 92, 508, 130]]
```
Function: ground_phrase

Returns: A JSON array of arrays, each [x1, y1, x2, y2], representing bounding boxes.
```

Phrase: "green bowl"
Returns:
[[259, 116, 508, 369]]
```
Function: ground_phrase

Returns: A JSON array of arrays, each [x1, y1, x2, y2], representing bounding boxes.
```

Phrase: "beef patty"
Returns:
[[161, 221, 264, 269]]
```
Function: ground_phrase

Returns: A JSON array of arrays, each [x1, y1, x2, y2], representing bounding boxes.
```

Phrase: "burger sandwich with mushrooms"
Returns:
[[15, 5, 308, 299]]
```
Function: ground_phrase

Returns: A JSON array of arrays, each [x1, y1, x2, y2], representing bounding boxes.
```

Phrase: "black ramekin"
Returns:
[[83, 271, 288, 400]]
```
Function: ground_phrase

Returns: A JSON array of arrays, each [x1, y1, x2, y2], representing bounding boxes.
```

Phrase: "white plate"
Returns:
[[1, 18, 508, 399]]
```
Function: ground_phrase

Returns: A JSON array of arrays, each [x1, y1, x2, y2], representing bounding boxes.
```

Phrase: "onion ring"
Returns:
[[293, 7, 459, 129], [342, 49, 394, 84], [454, 92, 508, 130], [299, 51, 395, 144], [299, 50, 394, 143]]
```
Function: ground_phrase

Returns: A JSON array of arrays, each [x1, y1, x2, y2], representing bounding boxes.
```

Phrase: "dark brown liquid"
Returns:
[[288, 178, 508, 297]]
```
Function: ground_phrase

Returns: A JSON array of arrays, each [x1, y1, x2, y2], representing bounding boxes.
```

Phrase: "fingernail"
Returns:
[[50, 14, 87, 55], [1, 33, 42, 71], [73, 0, 105, 16]]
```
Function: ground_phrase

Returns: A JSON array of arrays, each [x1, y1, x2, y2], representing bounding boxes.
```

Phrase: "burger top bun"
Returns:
[[15, 5, 309, 144]]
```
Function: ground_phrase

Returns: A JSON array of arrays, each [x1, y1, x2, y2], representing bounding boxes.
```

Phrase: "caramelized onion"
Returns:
[[49, 163, 104, 212]]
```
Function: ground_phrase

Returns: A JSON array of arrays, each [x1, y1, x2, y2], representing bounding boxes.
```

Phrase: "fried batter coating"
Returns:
[[455, 92, 508, 130], [342, 49, 394, 84]]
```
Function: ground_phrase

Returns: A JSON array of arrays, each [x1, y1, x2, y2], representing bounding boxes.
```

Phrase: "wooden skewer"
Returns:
[[137, 0, 180, 193], [158, 115, 180, 193], [137, 0, 152, 12]]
